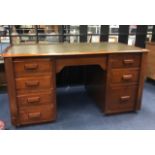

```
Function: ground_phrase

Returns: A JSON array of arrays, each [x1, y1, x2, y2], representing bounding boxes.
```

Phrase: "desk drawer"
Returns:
[[109, 54, 141, 68], [110, 68, 139, 84], [19, 105, 56, 125], [17, 91, 54, 107], [107, 85, 138, 112], [14, 58, 52, 77], [16, 76, 52, 91]]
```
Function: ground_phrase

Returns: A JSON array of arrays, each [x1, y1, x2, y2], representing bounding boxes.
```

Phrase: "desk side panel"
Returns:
[[4, 57, 19, 126], [85, 65, 106, 110], [135, 52, 147, 110]]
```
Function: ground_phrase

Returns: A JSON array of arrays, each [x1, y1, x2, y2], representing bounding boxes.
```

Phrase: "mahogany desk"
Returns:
[[2, 43, 148, 126]]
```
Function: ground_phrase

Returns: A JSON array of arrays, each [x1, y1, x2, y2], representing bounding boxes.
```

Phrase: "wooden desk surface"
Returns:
[[2, 42, 148, 57]]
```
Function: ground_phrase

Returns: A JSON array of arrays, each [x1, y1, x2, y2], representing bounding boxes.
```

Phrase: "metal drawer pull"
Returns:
[[27, 97, 40, 104], [25, 81, 40, 87], [120, 96, 130, 102], [28, 112, 41, 120], [122, 74, 133, 80], [24, 63, 38, 70], [123, 59, 134, 64]]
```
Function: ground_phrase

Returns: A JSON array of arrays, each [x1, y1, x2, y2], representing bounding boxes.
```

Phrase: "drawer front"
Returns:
[[109, 54, 141, 68], [14, 58, 52, 77], [107, 85, 138, 112], [19, 105, 56, 125], [17, 91, 54, 107], [16, 76, 52, 91], [110, 68, 139, 84]]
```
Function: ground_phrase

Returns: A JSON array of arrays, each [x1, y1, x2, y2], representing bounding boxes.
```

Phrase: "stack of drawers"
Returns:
[[13, 58, 56, 125], [105, 53, 141, 114]]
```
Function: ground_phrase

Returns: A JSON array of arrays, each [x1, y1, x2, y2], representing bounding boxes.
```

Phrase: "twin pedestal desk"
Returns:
[[2, 43, 148, 126]]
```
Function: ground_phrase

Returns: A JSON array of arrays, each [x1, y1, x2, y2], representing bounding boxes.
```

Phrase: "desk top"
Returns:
[[2, 42, 148, 57]]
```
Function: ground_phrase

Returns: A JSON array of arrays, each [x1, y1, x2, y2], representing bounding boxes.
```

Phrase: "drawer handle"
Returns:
[[25, 81, 40, 87], [122, 74, 133, 81], [28, 112, 41, 120], [24, 63, 38, 70], [120, 96, 130, 102], [123, 59, 134, 64], [27, 97, 40, 104]]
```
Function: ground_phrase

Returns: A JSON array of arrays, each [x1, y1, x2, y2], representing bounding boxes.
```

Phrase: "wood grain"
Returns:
[[146, 42, 155, 80], [4, 57, 19, 125], [135, 52, 148, 110], [56, 55, 107, 73]]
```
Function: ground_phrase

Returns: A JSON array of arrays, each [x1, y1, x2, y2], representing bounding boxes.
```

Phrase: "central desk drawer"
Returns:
[[14, 58, 52, 77], [110, 68, 139, 84], [17, 91, 54, 107], [109, 54, 141, 68], [15, 76, 52, 91], [56, 56, 107, 73], [19, 104, 56, 125]]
